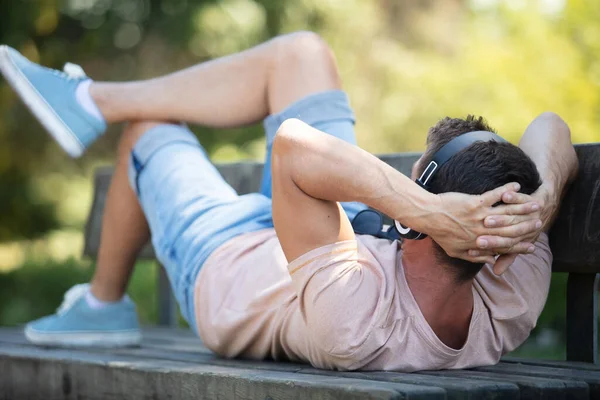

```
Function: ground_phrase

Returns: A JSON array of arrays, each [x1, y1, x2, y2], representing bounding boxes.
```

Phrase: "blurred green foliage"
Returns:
[[0, 0, 599, 358], [1, 0, 600, 241]]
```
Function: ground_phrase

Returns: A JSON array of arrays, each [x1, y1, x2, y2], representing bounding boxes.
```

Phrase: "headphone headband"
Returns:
[[395, 130, 507, 240], [416, 130, 506, 189]]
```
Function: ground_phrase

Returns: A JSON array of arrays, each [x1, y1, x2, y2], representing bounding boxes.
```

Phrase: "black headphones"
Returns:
[[352, 130, 507, 241]]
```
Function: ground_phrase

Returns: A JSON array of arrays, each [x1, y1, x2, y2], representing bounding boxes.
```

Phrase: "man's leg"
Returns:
[[90, 32, 340, 127], [9, 32, 362, 346], [89, 122, 154, 302], [23, 123, 157, 347], [89, 32, 345, 303], [83, 33, 364, 329], [0, 32, 340, 157]]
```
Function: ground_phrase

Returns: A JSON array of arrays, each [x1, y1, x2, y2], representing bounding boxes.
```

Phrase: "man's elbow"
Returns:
[[536, 111, 571, 137]]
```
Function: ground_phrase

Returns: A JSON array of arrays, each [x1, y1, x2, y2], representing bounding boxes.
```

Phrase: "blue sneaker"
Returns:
[[0, 46, 106, 157], [24, 284, 141, 347]]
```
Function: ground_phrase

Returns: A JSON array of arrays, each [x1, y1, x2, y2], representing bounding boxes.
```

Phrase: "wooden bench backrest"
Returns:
[[84, 145, 600, 273]]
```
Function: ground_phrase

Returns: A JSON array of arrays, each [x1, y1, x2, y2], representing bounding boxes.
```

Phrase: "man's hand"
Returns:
[[470, 185, 554, 274], [466, 112, 578, 274], [420, 182, 543, 265]]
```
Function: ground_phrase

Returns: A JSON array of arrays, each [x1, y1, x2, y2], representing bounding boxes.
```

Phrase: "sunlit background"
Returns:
[[0, 0, 598, 358]]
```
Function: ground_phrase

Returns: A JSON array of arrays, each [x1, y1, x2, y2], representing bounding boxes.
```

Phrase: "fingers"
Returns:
[[480, 219, 542, 242], [493, 254, 518, 275], [465, 254, 496, 264], [485, 213, 538, 228], [456, 249, 495, 264], [488, 202, 540, 218], [467, 248, 524, 275], [469, 240, 535, 257], [476, 235, 536, 251], [501, 191, 536, 205], [481, 182, 521, 206], [469, 249, 494, 257]]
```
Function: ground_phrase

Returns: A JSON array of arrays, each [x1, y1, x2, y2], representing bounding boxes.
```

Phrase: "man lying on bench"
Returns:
[[0, 31, 578, 372]]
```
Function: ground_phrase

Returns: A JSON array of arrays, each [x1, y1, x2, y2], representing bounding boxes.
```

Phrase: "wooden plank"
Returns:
[[476, 362, 600, 398], [141, 325, 197, 338], [566, 273, 599, 363], [105, 339, 523, 399], [216, 161, 265, 195], [0, 333, 306, 374], [83, 167, 152, 259], [549, 144, 600, 272], [502, 356, 600, 372], [0, 343, 446, 400], [423, 370, 590, 400], [299, 369, 520, 400], [130, 330, 529, 399], [156, 263, 178, 327], [0, 328, 520, 399], [10, 328, 600, 399]]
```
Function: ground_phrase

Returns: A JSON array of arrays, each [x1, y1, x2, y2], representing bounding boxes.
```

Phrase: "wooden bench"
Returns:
[[1, 146, 599, 399]]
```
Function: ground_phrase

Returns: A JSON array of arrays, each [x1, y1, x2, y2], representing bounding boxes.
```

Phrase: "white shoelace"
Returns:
[[56, 283, 90, 315], [45, 62, 87, 81], [63, 62, 87, 79]]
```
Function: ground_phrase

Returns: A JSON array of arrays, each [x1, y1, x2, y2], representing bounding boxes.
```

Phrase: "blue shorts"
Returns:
[[128, 90, 367, 330]]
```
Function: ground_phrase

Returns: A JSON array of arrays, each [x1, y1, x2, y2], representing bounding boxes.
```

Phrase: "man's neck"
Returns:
[[401, 239, 474, 349]]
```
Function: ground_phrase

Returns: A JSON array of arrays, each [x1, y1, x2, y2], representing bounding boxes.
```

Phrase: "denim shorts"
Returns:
[[128, 90, 367, 330]]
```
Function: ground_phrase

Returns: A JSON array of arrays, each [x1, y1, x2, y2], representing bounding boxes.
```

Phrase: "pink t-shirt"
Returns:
[[194, 229, 552, 372]]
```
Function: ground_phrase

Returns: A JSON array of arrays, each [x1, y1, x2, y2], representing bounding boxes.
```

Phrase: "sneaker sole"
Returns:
[[24, 326, 142, 348], [0, 45, 85, 158]]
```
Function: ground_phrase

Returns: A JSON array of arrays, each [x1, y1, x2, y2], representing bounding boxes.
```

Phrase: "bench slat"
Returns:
[[0, 328, 530, 399], [128, 330, 521, 399], [502, 356, 600, 371], [3, 327, 597, 399], [476, 362, 600, 395], [301, 369, 520, 400], [549, 144, 600, 272], [1, 343, 446, 400], [424, 370, 590, 400]]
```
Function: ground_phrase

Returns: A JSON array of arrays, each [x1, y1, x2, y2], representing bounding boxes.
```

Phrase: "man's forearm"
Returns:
[[276, 118, 541, 264], [519, 112, 578, 230], [275, 118, 437, 230]]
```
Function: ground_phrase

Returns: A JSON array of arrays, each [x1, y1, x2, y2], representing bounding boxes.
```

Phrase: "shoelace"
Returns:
[[63, 62, 87, 79], [45, 62, 87, 81], [56, 283, 90, 315]]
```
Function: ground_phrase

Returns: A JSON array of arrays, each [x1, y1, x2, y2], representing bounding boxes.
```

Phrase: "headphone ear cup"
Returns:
[[394, 220, 412, 235], [394, 220, 428, 240]]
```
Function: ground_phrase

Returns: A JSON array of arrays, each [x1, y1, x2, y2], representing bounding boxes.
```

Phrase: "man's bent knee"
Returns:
[[275, 31, 336, 71]]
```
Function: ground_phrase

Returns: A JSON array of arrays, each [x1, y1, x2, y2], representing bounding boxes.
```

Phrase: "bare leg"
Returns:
[[89, 121, 163, 301], [88, 32, 342, 302], [91, 32, 341, 126]]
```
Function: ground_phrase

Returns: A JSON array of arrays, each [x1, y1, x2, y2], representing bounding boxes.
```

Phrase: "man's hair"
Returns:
[[418, 115, 542, 281]]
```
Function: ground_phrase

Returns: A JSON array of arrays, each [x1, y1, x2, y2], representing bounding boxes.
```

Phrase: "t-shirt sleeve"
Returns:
[[474, 233, 553, 353], [287, 240, 392, 364]]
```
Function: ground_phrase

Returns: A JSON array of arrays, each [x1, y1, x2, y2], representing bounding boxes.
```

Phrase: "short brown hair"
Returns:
[[418, 116, 542, 281]]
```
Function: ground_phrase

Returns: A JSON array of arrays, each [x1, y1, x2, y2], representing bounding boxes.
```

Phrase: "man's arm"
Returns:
[[481, 112, 579, 274], [271, 118, 540, 264], [518, 112, 578, 230]]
